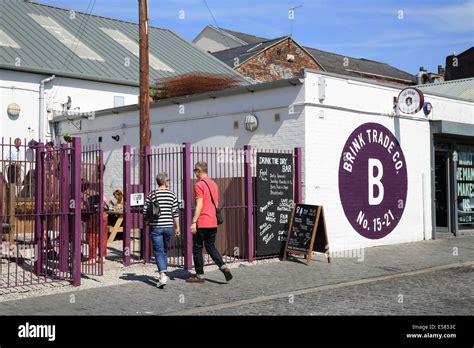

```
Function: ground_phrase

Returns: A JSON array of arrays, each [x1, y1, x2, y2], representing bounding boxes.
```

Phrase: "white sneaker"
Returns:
[[157, 276, 168, 288]]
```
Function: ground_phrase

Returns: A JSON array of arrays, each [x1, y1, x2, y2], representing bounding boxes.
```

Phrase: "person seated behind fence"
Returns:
[[81, 178, 107, 263], [107, 190, 123, 227], [18, 140, 38, 198], [143, 173, 180, 288], [5, 138, 24, 185], [110, 190, 123, 210], [105, 194, 119, 227], [19, 168, 35, 198]]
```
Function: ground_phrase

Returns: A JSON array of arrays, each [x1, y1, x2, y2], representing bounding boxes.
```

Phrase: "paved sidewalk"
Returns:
[[0, 235, 473, 315]]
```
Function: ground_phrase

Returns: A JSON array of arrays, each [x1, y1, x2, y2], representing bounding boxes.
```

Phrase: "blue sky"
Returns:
[[38, 0, 474, 75]]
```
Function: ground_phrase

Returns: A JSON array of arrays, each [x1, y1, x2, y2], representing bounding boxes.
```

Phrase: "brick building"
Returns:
[[195, 26, 416, 86], [212, 36, 323, 83]]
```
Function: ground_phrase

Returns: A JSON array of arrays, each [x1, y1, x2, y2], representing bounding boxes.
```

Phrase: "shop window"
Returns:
[[457, 146, 474, 230]]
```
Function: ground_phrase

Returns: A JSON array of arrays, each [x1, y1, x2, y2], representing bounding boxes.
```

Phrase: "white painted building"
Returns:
[[56, 70, 474, 252], [0, 1, 244, 142], [0, 69, 139, 141]]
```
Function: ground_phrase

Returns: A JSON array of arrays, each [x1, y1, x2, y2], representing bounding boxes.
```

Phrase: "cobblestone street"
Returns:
[[195, 265, 474, 315], [0, 235, 473, 316]]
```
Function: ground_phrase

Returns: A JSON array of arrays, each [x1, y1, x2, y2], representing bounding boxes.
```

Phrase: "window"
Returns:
[[0, 30, 20, 48], [29, 13, 104, 61], [457, 145, 474, 230], [100, 27, 174, 72]]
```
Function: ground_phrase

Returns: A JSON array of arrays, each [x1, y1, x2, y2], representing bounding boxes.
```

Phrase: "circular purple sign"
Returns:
[[338, 123, 408, 239]]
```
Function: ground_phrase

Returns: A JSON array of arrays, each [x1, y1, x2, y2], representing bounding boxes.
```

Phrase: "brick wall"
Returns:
[[237, 38, 322, 83]]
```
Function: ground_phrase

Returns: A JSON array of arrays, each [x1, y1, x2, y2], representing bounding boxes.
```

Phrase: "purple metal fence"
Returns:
[[189, 146, 247, 266], [80, 144, 104, 276], [0, 138, 81, 288], [148, 146, 185, 266], [123, 146, 147, 265], [122, 143, 302, 270]]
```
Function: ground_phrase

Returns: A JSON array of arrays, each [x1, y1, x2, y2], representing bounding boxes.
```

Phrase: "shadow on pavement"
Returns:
[[105, 246, 122, 262], [203, 278, 228, 285], [167, 269, 194, 281], [119, 273, 157, 287]]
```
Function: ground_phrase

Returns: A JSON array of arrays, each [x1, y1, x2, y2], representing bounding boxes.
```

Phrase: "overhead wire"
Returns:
[[49, 0, 97, 104]]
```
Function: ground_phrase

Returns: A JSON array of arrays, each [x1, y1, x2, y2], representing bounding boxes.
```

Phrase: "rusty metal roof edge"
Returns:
[[52, 77, 305, 122]]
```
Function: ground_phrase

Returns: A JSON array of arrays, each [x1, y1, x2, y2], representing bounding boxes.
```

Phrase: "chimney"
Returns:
[[437, 65, 445, 76], [417, 67, 429, 85]]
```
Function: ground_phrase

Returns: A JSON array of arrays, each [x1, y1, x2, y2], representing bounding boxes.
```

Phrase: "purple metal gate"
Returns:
[[189, 146, 246, 266], [148, 146, 185, 266], [80, 144, 104, 275], [0, 137, 85, 289], [122, 145, 147, 265], [122, 143, 302, 270]]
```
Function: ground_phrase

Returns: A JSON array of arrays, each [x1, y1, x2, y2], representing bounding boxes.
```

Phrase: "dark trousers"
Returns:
[[193, 228, 224, 275]]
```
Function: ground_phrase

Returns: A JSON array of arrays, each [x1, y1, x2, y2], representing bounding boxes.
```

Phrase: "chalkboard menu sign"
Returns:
[[256, 152, 294, 256], [284, 204, 330, 265]]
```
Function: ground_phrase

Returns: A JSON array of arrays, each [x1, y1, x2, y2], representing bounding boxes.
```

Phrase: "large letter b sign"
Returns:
[[339, 123, 407, 239], [368, 158, 384, 206]]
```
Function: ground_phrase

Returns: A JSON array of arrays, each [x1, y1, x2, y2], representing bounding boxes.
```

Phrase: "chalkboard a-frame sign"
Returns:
[[283, 204, 330, 265]]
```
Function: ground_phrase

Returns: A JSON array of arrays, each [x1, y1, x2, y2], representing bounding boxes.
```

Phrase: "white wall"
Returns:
[[56, 70, 474, 250], [58, 82, 306, 198], [0, 69, 138, 141], [304, 107, 431, 251], [193, 27, 242, 53], [302, 71, 474, 251], [427, 94, 474, 123]]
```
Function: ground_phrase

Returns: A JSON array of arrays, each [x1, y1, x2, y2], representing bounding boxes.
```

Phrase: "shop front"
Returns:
[[433, 121, 474, 235]]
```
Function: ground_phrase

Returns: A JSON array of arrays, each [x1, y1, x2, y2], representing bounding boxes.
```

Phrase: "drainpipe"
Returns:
[[39, 75, 55, 143]]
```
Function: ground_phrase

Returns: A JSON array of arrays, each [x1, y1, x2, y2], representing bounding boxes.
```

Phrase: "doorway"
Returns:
[[434, 151, 451, 233]]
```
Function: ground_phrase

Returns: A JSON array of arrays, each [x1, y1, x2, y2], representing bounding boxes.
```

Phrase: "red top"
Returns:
[[194, 178, 218, 228]]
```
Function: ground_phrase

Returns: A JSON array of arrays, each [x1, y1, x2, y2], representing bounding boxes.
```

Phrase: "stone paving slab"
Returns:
[[0, 235, 472, 315], [195, 265, 474, 315]]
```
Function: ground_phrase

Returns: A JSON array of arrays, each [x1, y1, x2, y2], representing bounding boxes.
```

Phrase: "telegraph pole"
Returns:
[[139, 0, 150, 185]]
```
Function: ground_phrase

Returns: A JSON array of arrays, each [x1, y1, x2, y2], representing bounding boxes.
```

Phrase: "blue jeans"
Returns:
[[150, 227, 173, 273]]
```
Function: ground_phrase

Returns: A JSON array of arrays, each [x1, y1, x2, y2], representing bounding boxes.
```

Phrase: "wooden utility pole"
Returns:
[[139, 0, 150, 185]]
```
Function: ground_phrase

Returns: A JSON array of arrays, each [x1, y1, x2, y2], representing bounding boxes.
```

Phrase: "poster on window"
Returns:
[[457, 147, 474, 230]]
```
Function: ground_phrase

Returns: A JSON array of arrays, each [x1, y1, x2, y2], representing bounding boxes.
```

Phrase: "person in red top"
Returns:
[[186, 161, 233, 283]]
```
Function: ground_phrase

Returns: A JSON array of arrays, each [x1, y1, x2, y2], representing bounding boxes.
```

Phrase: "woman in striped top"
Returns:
[[144, 173, 180, 288]]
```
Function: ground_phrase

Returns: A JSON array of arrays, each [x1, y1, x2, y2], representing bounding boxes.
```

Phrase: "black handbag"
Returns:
[[202, 180, 223, 225], [144, 191, 161, 224]]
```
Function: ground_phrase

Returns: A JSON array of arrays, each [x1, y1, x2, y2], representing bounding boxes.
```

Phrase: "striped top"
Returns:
[[143, 189, 179, 227]]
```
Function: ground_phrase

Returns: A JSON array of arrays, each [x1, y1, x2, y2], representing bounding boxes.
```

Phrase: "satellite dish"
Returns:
[[66, 96, 72, 110]]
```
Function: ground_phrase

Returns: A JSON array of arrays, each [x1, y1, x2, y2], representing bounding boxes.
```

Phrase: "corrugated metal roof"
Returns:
[[0, 0, 247, 86], [212, 37, 286, 67], [212, 26, 267, 45], [305, 47, 416, 83], [417, 78, 474, 101]]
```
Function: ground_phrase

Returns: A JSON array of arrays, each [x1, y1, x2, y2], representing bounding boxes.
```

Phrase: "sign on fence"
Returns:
[[130, 193, 144, 206], [256, 152, 294, 256], [283, 204, 330, 265]]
